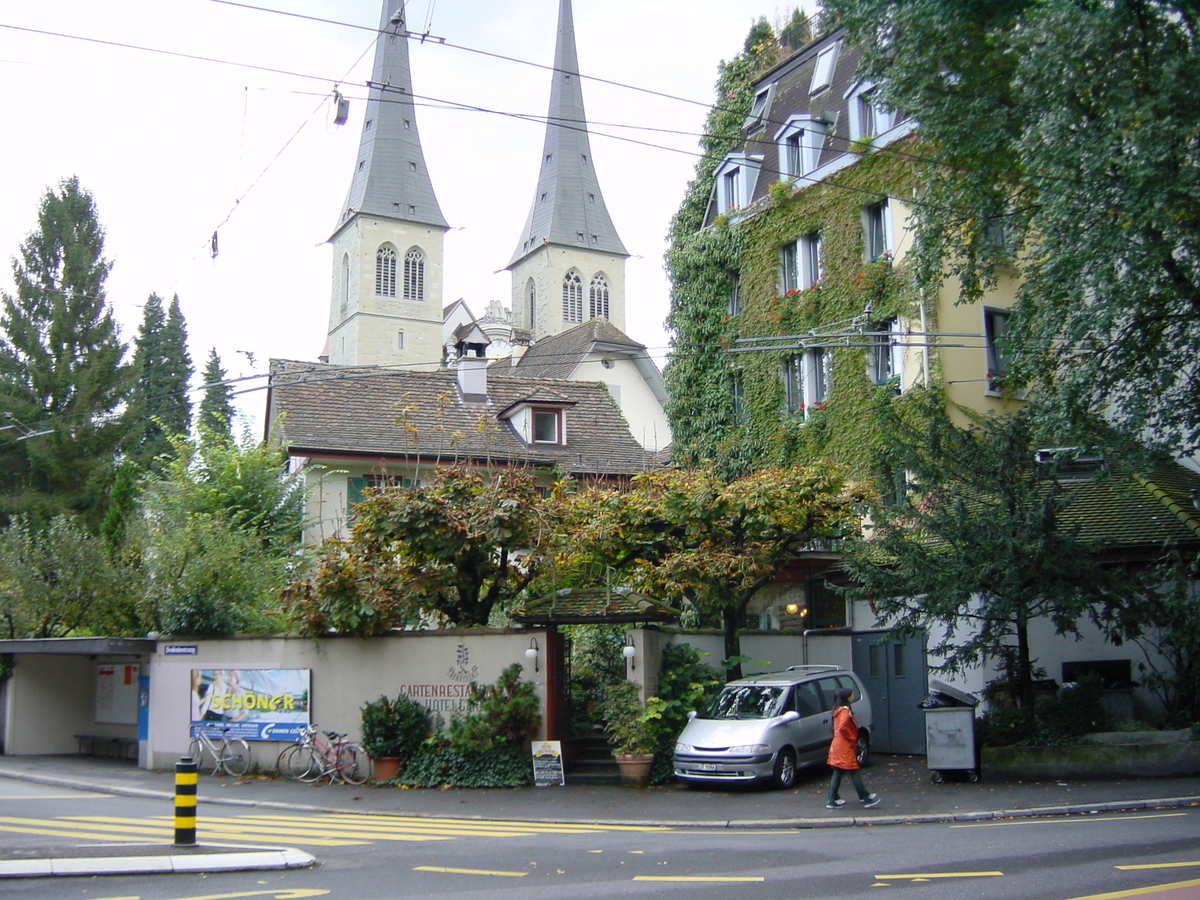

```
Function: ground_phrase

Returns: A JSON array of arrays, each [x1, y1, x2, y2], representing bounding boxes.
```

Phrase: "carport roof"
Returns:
[[0, 637, 156, 655]]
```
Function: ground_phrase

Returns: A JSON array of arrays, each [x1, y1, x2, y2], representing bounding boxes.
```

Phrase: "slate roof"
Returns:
[[509, 588, 678, 625], [267, 359, 654, 475], [513, 318, 645, 380], [333, 1, 447, 236], [508, 0, 627, 267]]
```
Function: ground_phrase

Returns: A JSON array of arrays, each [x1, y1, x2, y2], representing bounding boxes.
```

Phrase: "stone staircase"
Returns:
[[562, 735, 622, 785]]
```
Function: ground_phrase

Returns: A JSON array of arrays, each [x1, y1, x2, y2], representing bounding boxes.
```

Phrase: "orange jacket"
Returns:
[[827, 705, 859, 770]]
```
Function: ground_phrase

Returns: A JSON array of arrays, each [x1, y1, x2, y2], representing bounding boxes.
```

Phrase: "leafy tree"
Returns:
[[0, 514, 139, 638], [0, 176, 132, 529], [825, 0, 1200, 455], [197, 347, 235, 441], [139, 430, 305, 636], [837, 399, 1125, 715], [557, 464, 861, 679], [284, 467, 547, 634], [128, 293, 192, 466]]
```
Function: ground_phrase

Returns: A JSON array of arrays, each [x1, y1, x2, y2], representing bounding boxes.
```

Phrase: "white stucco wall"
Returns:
[[145, 631, 547, 771]]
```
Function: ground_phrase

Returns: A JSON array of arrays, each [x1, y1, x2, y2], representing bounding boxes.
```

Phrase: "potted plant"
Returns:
[[597, 681, 664, 787], [360, 693, 432, 781]]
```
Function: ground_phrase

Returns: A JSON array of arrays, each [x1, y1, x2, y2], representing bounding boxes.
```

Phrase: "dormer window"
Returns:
[[744, 85, 772, 132], [533, 408, 562, 444], [777, 115, 828, 180], [846, 80, 895, 146], [715, 154, 761, 215]]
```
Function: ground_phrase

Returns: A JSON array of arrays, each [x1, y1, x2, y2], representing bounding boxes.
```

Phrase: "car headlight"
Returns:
[[728, 743, 770, 754], [675, 742, 693, 753]]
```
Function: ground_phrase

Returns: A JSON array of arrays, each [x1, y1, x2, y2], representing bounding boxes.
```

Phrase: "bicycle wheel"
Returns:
[[279, 744, 319, 782], [221, 737, 251, 776], [188, 738, 211, 775], [336, 743, 369, 785], [276, 744, 307, 780]]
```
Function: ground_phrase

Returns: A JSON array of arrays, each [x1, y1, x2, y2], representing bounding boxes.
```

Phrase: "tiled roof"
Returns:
[[513, 318, 645, 380], [267, 359, 654, 475], [1058, 462, 1200, 555], [509, 588, 678, 625]]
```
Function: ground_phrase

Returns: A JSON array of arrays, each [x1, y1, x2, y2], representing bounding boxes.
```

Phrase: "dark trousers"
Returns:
[[828, 766, 871, 803]]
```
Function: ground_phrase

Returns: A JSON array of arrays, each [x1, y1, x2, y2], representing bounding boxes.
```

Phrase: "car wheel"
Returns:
[[856, 730, 870, 768], [772, 747, 797, 789]]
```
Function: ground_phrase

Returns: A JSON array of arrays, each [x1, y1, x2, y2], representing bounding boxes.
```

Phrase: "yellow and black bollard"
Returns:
[[174, 756, 198, 847]]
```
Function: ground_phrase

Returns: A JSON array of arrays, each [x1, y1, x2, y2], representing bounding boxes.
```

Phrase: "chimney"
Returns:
[[457, 355, 488, 404]]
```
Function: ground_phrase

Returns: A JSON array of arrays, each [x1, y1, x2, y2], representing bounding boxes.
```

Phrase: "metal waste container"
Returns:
[[921, 680, 980, 783]]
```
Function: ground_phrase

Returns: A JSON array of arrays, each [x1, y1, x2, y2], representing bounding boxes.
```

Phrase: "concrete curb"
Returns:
[[2, 765, 1198, 829], [0, 848, 316, 879]]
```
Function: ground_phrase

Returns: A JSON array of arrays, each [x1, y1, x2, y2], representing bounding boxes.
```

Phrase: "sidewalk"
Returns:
[[1, 753, 1197, 878]]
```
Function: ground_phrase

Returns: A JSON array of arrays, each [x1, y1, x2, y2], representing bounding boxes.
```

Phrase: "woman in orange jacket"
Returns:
[[827, 686, 881, 809]]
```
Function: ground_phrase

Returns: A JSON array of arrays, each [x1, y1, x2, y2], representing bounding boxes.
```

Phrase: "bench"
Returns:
[[74, 734, 138, 760]]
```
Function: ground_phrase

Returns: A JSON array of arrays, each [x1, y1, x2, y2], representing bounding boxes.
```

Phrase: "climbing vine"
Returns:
[[665, 32, 948, 485]]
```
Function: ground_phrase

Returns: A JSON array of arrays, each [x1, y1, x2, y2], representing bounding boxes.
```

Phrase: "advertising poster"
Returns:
[[190, 668, 310, 742]]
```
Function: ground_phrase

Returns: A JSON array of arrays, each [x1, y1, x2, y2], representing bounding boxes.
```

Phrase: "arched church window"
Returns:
[[562, 270, 583, 323], [375, 246, 397, 297], [526, 279, 537, 330], [589, 273, 609, 320], [403, 246, 425, 301]]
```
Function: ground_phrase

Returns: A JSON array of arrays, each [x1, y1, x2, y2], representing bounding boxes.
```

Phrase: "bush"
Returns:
[[399, 744, 532, 788], [449, 663, 541, 752], [359, 693, 433, 760], [978, 675, 1111, 747], [648, 643, 722, 785]]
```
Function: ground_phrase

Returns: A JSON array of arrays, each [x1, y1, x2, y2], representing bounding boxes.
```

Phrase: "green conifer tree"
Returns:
[[0, 176, 132, 529], [128, 292, 192, 465], [197, 348, 236, 441]]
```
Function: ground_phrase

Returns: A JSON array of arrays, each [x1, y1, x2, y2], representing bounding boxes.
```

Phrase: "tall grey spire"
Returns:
[[334, 1, 447, 236], [508, 0, 627, 267]]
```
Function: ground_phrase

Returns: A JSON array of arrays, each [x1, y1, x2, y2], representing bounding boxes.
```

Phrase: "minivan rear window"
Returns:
[[704, 685, 784, 719]]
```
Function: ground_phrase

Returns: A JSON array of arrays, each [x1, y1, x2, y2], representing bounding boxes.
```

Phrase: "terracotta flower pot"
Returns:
[[372, 756, 401, 781], [613, 753, 654, 787]]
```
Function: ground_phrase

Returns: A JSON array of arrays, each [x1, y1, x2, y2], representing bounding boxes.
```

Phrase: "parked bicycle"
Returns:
[[189, 725, 251, 777], [276, 724, 368, 785]]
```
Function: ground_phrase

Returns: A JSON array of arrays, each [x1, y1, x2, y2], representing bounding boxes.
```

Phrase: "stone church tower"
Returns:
[[507, 0, 629, 341], [325, 2, 447, 369]]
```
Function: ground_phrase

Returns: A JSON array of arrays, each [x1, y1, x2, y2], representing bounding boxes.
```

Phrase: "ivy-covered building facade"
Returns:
[[663, 25, 1024, 721]]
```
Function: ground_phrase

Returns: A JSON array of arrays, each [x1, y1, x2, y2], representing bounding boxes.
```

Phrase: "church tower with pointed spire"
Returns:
[[507, 0, 629, 341], [326, 1, 447, 369]]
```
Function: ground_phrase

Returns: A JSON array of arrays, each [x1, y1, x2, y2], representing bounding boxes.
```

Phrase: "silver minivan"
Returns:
[[672, 666, 873, 789]]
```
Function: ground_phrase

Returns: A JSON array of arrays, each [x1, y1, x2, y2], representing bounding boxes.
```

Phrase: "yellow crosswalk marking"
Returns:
[[1, 811, 662, 850]]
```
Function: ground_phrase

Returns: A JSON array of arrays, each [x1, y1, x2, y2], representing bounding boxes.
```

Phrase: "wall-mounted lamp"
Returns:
[[623, 634, 637, 671], [784, 603, 808, 618], [525, 636, 540, 673]]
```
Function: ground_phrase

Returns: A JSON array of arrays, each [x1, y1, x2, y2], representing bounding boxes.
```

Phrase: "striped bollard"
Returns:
[[174, 756, 198, 847]]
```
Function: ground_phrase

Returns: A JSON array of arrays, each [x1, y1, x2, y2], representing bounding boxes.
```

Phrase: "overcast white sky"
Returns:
[[0, 0, 806, 430]]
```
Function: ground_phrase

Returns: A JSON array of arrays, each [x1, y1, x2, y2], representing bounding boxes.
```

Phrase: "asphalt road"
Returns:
[[3, 777, 1198, 900]]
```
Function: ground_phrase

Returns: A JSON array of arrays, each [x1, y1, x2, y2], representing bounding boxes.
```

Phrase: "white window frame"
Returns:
[[865, 199, 893, 260], [780, 242, 799, 293], [715, 154, 761, 214], [532, 407, 564, 444], [810, 43, 840, 94], [776, 115, 828, 181], [846, 80, 895, 144], [799, 232, 821, 288], [869, 318, 905, 385], [784, 348, 831, 419]]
